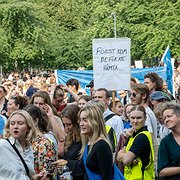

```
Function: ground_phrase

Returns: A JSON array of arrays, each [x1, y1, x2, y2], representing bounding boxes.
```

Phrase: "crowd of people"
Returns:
[[0, 69, 179, 180]]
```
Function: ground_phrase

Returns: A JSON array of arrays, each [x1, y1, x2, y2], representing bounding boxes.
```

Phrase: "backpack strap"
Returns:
[[6, 139, 30, 178], [104, 113, 116, 122]]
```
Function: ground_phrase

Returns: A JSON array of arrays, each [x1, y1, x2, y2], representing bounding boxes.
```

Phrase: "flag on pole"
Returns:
[[161, 46, 173, 94]]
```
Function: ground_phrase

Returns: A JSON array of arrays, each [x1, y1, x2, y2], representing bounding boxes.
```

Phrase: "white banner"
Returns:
[[135, 60, 143, 68], [93, 38, 131, 91]]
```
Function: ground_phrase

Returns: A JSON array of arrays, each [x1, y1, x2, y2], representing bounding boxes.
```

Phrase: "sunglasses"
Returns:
[[129, 92, 139, 98]]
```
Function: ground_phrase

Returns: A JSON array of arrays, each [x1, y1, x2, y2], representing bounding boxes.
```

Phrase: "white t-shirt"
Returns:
[[103, 108, 124, 142], [145, 106, 158, 138], [0, 136, 35, 180]]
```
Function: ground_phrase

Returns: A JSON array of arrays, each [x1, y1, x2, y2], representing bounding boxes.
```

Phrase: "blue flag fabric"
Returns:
[[55, 67, 167, 95], [161, 46, 173, 94]]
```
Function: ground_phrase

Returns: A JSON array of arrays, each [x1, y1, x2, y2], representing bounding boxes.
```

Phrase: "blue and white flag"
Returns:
[[161, 46, 173, 94]]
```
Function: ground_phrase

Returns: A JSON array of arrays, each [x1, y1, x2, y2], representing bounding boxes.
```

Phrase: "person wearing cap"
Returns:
[[86, 80, 94, 96], [150, 91, 171, 109], [150, 91, 171, 139]]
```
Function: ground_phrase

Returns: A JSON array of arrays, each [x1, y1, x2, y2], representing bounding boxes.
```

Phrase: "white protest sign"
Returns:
[[135, 60, 143, 68], [93, 38, 131, 91]]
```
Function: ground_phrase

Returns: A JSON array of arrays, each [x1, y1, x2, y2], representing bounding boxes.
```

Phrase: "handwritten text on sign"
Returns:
[[96, 47, 128, 71], [93, 38, 131, 90]]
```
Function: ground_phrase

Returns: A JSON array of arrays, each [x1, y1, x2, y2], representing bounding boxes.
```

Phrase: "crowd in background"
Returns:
[[0, 67, 179, 180]]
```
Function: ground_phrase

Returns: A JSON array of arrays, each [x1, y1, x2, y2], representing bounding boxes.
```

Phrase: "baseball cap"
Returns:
[[150, 91, 171, 101], [86, 80, 94, 88]]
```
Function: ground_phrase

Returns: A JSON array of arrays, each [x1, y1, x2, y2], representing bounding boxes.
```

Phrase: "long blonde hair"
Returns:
[[4, 110, 36, 141], [79, 105, 111, 157]]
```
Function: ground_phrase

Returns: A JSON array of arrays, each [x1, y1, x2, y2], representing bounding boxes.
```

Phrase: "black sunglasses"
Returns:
[[129, 92, 139, 98]]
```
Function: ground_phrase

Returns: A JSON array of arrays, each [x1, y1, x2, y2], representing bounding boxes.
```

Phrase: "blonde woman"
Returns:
[[0, 110, 36, 180], [53, 105, 114, 179], [79, 105, 113, 179]]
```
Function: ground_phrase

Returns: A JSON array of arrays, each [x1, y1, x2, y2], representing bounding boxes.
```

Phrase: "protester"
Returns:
[[86, 100, 117, 152], [30, 90, 66, 156], [86, 80, 94, 96], [157, 102, 180, 179], [150, 91, 171, 110], [11, 79, 24, 97], [78, 95, 92, 109], [0, 110, 36, 179], [0, 85, 8, 115], [2, 95, 28, 119], [54, 105, 114, 179], [25, 79, 38, 99], [130, 83, 158, 139], [144, 72, 164, 94], [66, 78, 80, 103], [153, 103, 171, 140], [114, 103, 133, 173], [122, 103, 133, 129], [24, 105, 58, 179], [51, 85, 66, 113], [94, 88, 124, 142], [117, 90, 127, 106], [130, 83, 158, 172], [117, 105, 155, 180], [60, 105, 81, 160], [49, 84, 80, 107], [60, 104, 83, 180], [109, 97, 124, 117]]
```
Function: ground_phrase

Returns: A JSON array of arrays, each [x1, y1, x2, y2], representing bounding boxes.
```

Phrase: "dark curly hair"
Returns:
[[144, 72, 163, 91]]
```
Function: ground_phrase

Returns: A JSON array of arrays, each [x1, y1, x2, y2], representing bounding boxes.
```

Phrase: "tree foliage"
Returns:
[[0, 0, 179, 72]]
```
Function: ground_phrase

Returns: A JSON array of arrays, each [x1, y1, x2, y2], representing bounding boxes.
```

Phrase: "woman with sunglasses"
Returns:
[[117, 105, 155, 180]]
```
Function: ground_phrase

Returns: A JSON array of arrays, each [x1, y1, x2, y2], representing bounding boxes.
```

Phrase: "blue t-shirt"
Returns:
[[0, 115, 5, 135]]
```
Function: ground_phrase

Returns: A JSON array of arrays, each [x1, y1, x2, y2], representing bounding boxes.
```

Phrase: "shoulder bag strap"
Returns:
[[104, 113, 116, 122], [6, 139, 30, 177]]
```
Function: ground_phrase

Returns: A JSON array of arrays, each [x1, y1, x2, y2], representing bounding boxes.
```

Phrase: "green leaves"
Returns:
[[0, 0, 179, 71]]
